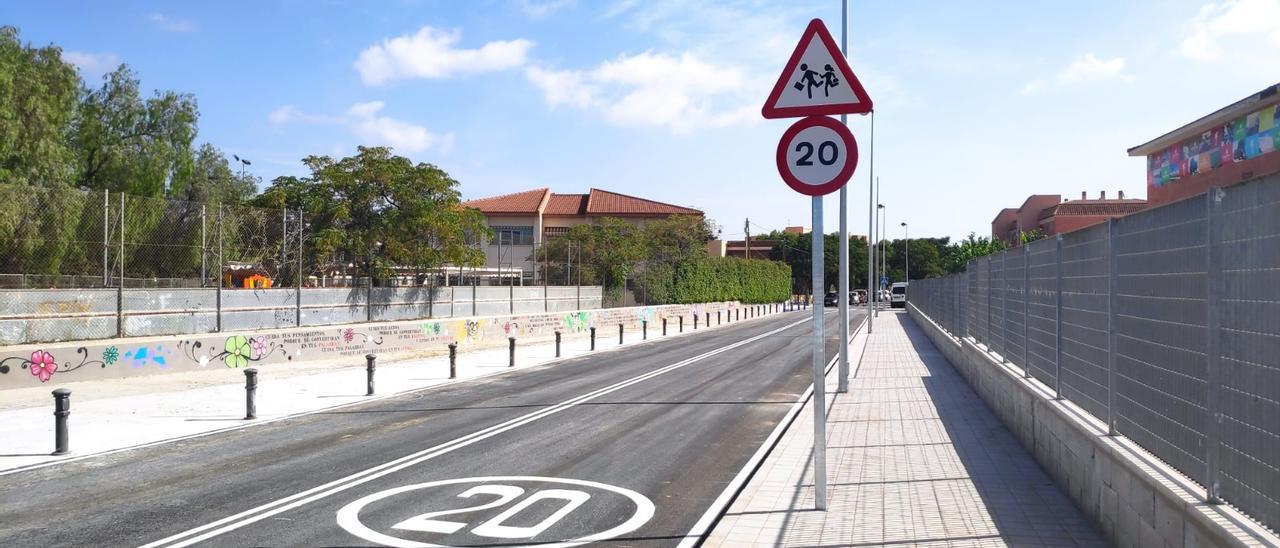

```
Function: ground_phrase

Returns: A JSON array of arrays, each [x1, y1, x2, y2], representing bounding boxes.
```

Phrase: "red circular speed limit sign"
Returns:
[[775, 116, 858, 196]]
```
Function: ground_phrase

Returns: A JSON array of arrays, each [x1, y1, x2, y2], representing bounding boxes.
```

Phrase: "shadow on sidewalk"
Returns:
[[894, 311, 1101, 546]]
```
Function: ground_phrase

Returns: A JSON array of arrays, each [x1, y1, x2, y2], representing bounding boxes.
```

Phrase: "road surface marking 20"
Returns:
[[139, 317, 807, 548], [336, 476, 654, 548]]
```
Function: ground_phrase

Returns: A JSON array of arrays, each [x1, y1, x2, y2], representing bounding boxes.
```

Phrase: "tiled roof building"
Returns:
[[463, 188, 702, 284]]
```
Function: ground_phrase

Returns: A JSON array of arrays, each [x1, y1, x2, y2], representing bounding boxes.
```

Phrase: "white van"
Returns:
[[890, 282, 908, 308]]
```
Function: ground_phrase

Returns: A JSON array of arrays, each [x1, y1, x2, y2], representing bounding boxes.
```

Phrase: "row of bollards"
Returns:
[[45, 303, 789, 455]]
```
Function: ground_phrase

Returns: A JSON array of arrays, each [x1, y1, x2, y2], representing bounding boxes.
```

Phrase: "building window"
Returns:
[[491, 226, 534, 246], [543, 226, 568, 238]]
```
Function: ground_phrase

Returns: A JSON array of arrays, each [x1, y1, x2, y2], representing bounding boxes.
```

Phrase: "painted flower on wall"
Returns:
[[250, 337, 268, 359], [224, 336, 252, 368], [342, 328, 355, 343], [28, 350, 57, 382], [102, 346, 119, 365]]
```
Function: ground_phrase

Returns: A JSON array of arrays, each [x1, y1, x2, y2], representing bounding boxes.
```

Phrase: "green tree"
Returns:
[[0, 26, 80, 186], [170, 143, 257, 204], [256, 146, 489, 284], [943, 232, 1007, 273], [72, 65, 198, 196], [766, 230, 870, 294]]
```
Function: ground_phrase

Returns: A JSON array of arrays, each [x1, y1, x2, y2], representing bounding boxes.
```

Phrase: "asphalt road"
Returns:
[[0, 307, 863, 547]]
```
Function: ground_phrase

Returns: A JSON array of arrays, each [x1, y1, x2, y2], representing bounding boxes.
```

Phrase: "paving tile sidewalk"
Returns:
[[0, 309, 791, 473], [705, 310, 1106, 547]]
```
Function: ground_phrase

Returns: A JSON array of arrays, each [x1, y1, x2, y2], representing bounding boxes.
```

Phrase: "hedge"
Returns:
[[638, 257, 790, 304]]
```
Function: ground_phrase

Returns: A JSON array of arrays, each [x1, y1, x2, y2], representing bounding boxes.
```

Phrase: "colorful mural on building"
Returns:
[[1148, 103, 1280, 188], [0, 301, 748, 388]]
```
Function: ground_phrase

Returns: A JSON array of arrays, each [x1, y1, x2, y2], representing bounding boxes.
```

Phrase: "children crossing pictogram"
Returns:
[[763, 18, 872, 119]]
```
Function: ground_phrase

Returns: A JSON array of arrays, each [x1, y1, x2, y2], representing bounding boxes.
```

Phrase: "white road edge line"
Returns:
[[0, 307, 783, 478], [138, 315, 813, 548], [675, 314, 869, 548]]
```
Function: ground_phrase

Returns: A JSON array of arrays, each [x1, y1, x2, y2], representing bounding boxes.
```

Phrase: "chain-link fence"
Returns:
[[909, 173, 1280, 535], [0, 184, 608, 345]]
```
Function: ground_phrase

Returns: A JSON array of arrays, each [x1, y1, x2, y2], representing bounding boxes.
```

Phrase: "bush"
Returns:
[[638, 257, 789, 304]]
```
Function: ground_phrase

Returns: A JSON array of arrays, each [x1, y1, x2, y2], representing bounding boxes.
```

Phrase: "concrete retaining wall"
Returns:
[[908, 303, 1279, 548], [0, 301, 762, 390]]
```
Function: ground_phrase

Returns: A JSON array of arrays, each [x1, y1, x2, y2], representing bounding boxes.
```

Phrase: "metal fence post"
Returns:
[[1205, 189, 1223, 503], [1000, 251, 1008, 362], [1105, 217, 1120, 435], [216, 205, 223, 332], [985, 258, 991, 348], [117, 192, 125, 338], [103, 190, 110, 287], [1054, 234, 1063, 399], [1023, 245, 1031, 379], [295, 208, 303, 327]]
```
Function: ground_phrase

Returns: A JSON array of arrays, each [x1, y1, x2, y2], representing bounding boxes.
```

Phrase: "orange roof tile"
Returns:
[[1039, 200, 1150, 219], [585, 188, 702, 216], [464, 188, 548, 214], [545, 194, 587, 216]]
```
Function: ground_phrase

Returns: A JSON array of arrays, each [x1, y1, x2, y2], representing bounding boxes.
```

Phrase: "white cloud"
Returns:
[[355, 26, 533, 85], [518, 0, 576, 18], [268, 102, 452, 154], [1056, 53, 1132, 85], [1021, 53, 1133, 95], [63, 51, 120, 74], [1180, 0, 1280, 60], [149, 13, 194, 33], [526, 52, 760, 134]]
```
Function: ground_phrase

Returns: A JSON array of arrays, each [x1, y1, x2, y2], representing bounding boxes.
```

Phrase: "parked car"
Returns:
[[890, 282, 908, 308], [823, 292, 839, 306], [852, 290, 867, 305]]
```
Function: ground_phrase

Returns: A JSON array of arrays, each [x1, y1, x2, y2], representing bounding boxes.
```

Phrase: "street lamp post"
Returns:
[[901, 222, 909, 282], [875, 203, 885, 315]]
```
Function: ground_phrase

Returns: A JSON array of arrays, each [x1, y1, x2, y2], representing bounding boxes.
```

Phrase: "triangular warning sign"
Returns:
[[762, 18, 873, 119]]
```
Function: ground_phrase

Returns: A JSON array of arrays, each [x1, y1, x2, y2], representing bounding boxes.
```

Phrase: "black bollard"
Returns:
[[244, 369, 258, 420], [52, 389, 71, 455], [555, 331, 562, 357], [679, 316, 684, 333], [618, 323, 624, 344], [705, 312, 710, 328], [736, 309, 740, 321], [693, 314, 698, 330], [642, 320, 648, 340], [509, 337, 516, 367], [718, 310, 722, 325], [662, 318, 668, 336], [448, 343, 458, 379], [590, 327, 596, 350], [366, 354, 377, 396]]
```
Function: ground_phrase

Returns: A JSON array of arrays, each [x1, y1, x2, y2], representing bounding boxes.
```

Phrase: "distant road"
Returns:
[[0, 307, 862, 547]]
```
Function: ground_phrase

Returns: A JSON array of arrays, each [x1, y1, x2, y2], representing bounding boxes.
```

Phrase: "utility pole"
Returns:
[[744, 218, 750, 260]]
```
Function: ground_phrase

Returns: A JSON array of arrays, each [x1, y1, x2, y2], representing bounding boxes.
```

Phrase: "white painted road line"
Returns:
[[675, 315, 868, 548], [139, 316, 812, 548]]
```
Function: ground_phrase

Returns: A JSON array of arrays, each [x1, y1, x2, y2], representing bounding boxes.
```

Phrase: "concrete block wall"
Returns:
[[908, 303, 1280, 548]]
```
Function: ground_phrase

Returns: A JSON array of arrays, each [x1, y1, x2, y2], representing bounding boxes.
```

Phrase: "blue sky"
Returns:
[[6, 0, 1279, 242]]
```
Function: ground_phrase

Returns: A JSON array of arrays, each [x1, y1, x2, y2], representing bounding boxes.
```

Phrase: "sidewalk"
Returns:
[[705, 310, 1105, 547], [0, 309, 788, 474]]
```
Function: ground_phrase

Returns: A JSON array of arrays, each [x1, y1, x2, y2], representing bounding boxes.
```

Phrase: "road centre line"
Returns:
[[139, 315, 812, 548]]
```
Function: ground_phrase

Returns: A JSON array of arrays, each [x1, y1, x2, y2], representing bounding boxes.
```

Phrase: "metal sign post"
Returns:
[[764, 16, 872, 512], [810, 196, 828, 510]]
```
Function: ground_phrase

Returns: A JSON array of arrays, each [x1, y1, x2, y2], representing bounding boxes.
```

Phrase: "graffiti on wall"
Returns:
[[1148, 103, 1280, 188], [0, 301, 741, 387]]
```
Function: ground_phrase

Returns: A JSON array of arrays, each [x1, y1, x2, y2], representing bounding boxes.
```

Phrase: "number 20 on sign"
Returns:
[[776, 115, 858, 196]]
